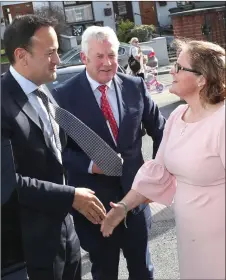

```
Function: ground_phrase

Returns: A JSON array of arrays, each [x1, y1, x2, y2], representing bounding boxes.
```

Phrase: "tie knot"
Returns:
[[98, 85, 107, 95]]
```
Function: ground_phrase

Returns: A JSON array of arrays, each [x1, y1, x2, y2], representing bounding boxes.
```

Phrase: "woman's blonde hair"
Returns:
[[173, 38, 225, 104], [129, 37, 139, 44]]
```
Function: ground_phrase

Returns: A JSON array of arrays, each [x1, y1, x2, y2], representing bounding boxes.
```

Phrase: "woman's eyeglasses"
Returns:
[[174, 62, 201, 75]]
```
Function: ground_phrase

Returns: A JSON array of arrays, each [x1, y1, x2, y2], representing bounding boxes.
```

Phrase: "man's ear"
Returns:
[[80, 52, 87, 65], [14, 48, 27, 65]]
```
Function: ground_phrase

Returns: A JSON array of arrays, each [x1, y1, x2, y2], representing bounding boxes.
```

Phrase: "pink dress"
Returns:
[[132, 104, 225, 279]]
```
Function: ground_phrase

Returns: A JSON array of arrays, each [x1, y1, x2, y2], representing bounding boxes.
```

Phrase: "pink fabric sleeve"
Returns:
[[132, 105, 186, 206], [218, 114, 225, 168]]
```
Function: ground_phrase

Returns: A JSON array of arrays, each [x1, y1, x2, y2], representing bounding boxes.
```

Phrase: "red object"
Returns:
[[149, 51, 155, 58], [98, 85, 118, 141]]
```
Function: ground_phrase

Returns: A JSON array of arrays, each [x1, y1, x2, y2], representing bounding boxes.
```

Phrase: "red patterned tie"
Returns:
[[98, 85, 118, 141]]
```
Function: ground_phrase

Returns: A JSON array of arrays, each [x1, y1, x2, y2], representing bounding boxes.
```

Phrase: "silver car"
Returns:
[[46, 64, 126, 91], [60, 43, 158, 69]]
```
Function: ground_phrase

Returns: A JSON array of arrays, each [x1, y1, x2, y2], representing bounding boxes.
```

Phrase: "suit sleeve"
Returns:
[[1, 104, 75, 215], [62, 137, 91, 174], [16, 174, 75, 214], [1, 137, 17, 205], [139, 78, 166, 158], [52, 87, 91, 174]]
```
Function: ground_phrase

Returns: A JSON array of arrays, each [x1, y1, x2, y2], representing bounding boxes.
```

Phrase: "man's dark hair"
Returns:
[[3, 14, 58, 64]]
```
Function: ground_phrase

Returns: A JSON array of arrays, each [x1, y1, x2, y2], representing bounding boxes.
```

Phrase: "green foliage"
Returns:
[[117, 19, 135, 42], [117, 20, 156, 43], [127, 24, 156, 43], [1, 54, 9, 63], [1, 49, 9, 63]]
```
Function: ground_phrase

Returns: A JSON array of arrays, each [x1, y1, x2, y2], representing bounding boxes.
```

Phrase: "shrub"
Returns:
[[127, 24, 156, 43], [117, 19, 135, 43]]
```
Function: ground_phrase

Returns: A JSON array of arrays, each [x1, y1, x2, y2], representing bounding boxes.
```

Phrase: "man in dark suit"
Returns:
[[53, 26, 166, 280], [1, 138, 28, 280], [1, 15, 106, 280]]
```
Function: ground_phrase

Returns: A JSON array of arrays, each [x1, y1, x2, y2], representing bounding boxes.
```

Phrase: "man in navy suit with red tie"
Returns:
[[53, 26, 166, 280]]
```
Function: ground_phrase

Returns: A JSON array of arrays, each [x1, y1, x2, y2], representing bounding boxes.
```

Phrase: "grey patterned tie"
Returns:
[[35, 89, 123, 176]]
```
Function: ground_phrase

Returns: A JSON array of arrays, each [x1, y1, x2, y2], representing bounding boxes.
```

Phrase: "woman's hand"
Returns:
[[100, 202, 125, 237]]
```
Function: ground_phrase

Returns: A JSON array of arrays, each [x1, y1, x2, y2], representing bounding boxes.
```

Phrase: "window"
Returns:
[[118, 47, 125, 55], [64, 3, 93, 23], [64, 1, 77, 5], [65, 53, 82, 65], [117, 2, 127, 16], [158, 1, 167, 6]]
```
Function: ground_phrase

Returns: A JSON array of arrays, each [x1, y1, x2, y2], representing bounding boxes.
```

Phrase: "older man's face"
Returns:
[[81, 39, 118, 84]]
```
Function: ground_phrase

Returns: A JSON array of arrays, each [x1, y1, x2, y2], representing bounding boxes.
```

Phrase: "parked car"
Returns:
[[118, 42, 158, 69], [1, 65, 125, 92], [59, 43, 158, 69], [46, 64, 126, 91]]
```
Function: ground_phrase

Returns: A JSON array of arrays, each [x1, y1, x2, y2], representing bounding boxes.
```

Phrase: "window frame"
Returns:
[[63, 1, 94, 24]]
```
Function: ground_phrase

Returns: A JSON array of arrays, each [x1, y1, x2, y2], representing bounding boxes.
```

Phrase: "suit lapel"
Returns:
[[6, 72, 62, 163], [113, 74, 126, 145]]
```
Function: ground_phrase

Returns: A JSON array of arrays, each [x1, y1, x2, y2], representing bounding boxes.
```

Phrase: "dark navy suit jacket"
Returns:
[[53, 70, 165, 212], [1, 71, 78, 269]]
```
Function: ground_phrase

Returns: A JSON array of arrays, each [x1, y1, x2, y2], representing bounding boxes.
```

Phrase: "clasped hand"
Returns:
[[100, 202, 126, 237], [72, 188, 106, 224]]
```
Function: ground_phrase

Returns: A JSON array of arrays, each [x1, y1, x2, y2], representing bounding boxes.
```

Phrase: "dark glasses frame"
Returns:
[[174, 62, 201, 75]]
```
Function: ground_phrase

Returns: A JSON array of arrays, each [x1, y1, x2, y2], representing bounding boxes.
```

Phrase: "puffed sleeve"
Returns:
[[132, 105, 186, 206], [132, 160, 176, 206]]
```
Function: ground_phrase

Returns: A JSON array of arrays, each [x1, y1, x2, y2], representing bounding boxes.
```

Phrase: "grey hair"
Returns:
[[81, 25, 120, 55]]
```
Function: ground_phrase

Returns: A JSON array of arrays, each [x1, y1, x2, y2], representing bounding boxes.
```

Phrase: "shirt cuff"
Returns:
[[88, 160, 94, 174]]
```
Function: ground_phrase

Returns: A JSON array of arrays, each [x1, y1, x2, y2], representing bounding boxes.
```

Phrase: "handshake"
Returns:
[[73, 187, 126, 237]]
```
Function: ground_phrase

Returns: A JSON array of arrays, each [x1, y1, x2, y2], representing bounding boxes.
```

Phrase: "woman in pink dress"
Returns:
[[101, 40, 225, 279]]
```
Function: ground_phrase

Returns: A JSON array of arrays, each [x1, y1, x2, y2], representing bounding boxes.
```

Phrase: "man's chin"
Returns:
[[46, 73, 57, 83], [99, 72, 115, 83]]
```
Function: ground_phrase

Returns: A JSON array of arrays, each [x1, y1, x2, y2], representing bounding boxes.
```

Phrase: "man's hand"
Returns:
[[72, 188, 106, 224], [92, 163, 104, 174]]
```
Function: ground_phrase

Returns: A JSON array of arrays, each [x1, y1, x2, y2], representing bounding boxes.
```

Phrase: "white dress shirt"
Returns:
[[86, 71, 120, 173], [10, 66, 62, 164]]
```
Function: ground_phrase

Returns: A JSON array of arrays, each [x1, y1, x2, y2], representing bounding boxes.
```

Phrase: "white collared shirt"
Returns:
[[10, 66, 62, 163], [86, 71, 119, 136], [86, 71, 120, 173]]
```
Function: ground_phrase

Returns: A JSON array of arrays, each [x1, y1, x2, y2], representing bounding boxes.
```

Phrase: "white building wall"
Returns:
[[47, 1, 116, 30], [156, 1, 177, 27], [132, 2, 142, 25], [92, 1, 115, 31]]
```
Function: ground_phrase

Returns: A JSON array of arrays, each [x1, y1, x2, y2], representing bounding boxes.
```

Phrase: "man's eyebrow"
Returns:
[[47, 47, 58, 52]]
